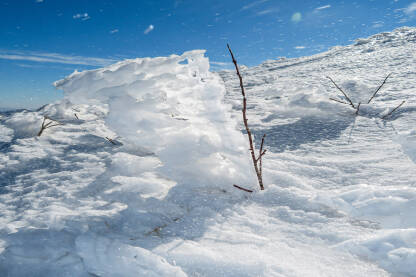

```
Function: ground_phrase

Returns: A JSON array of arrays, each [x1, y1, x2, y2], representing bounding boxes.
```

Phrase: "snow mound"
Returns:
[[55, 50, 253, 188]]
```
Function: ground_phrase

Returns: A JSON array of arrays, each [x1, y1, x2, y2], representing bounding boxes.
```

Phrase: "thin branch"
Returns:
[[228, 43, 265, 190], [233, 184, 253, 193], [105, 137, 117, 145], [74, 113, 79, 120], [329, 97, 350, 105], [327, 76, 355, 108], [382, 100, 405, 119], [367, 73, 391, 104], [259, 134, 266, 177], [355, 102, 361, 115]]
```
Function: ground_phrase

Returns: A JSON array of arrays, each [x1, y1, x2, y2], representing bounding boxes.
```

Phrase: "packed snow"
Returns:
[[1, 27, 416, 276]]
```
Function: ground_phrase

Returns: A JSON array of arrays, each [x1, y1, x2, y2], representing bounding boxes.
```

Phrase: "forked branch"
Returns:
[[327, 76, 355, 108], [355, 102, 361, 115], [37, 116, 63, 136], [328, 74, 404, 119], [227, 44, 266, 190]]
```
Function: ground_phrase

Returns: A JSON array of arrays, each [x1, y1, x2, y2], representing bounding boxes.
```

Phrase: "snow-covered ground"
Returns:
[[1, 27, 416, 276]]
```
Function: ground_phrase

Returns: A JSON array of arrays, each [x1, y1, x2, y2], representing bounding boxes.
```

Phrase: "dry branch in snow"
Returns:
[[227, 44, 266, 190], [327, 76, 356, 108], [327, 73, 405, 118], [233, 184, 253, 193], [382, 100, 406, 119], [37, 116, 62, 136], [367, 73, 391, 104], [105, 137, 117, 145]]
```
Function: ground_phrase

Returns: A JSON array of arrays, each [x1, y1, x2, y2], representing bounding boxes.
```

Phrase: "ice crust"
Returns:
[[1, 27, 416, 276]]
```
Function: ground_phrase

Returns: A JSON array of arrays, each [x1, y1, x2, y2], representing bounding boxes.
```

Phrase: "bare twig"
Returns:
[[367, 73, 391, 104], [227, 44, 266, 190], [327, 76, 355, 108], [259, 134, 266, 177], [233, 184, 253, 193], [37, 116, 62, 136], [382, 101, 406, 119], [355, 102, 361, 115], [74, 113, 79, 120], [329, 97, 350, 105], [105, 137, 117, 145]]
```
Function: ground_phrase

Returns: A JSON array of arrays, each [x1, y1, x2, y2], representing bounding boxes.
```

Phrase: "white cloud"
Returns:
[[404, 2, 416, 15], [372, 21, 384, 28], [0, 50, 118, 66], [256, 8, 279, 16], [241, 0, 269, 10], [210, 61, 231, 66], [315, 5, 331, 11], [209, 61, 233, 70], [144, 25, 154, 34], [110, 29, 119, 34], [294, 46, 306, 49], [73, 13, 90, 21], [291, 12, 302, 23]]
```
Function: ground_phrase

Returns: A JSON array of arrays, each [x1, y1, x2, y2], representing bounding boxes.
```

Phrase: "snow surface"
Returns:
[[1, 27, 416, 276]]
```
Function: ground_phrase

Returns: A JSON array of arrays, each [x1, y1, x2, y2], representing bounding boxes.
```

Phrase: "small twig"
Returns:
[[105, 137, 117, 145], [228, 44, 265, 190], [233, 184, 253, 193], [329, 97, 350, 105], [327, 76, 355, 108], [367, 73, 391, 104], [37, 116, 63, 136], [382, 100, 406, 119], [74, 113, 79, 120], [355, 102, 361, 115], [259, 134, 266, 177]]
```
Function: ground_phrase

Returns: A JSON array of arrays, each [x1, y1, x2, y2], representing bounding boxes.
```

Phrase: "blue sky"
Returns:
[[0, 0, 415, 110]]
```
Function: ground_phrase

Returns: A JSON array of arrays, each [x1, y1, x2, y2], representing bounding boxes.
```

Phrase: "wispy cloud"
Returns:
[[110, 29, 119, 34], [372, 21, 384, 28], [256, 8, 279, 16], [404, 2, 416, 15], [0, 50, 118, 66], [210, 61, 231, 66], [241, 0, 269, 11], [73, 13, 90, 21], [209, 61, 233, 70], [144, 24, 154, 34], [294, 46, 306, 49], [315, 5, 331, 11]]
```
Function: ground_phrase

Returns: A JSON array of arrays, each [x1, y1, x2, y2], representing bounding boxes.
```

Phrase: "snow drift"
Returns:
[[55, 50, 253, 189]]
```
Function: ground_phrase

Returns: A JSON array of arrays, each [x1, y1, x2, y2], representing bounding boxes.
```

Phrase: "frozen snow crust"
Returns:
[[1, 27, 416, 276]]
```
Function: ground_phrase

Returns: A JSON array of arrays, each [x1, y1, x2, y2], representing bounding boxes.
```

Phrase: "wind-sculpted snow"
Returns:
[[1, 27, 416, 276], [56, 50, 253, 188]]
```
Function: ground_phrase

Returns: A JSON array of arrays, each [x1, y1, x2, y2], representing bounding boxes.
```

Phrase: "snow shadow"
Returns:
[[253, 116, 354, 153]]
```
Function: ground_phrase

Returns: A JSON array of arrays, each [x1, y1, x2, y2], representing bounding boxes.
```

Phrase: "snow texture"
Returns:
[[1, 27, 416, 276]]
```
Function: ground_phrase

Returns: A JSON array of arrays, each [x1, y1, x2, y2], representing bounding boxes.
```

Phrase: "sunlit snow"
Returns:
[[1, 27, 416, 276]]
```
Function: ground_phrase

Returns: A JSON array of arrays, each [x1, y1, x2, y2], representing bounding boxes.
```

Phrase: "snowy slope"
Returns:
[[1, 27, 416, 276]]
